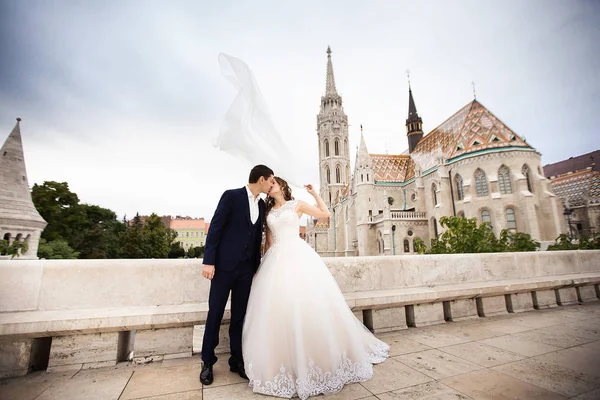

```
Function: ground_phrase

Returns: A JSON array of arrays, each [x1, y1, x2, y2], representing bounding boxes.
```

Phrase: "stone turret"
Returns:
[[0, 118, 46, 259]]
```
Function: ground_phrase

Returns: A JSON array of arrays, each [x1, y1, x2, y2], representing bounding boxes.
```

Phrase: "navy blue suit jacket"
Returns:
[[203, 187, 265, 273]]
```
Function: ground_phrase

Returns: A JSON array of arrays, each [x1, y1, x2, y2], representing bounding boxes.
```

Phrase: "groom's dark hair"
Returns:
[[249, 164, 274, 183]]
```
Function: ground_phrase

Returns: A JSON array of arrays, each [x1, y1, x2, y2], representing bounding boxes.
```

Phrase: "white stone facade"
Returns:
[[0, 119, 47, 260], [307, 50, 566, 257]]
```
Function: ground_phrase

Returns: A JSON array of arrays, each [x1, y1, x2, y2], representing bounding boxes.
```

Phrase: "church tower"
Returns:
[[406, 84, 424, 153], [317, 46, 351, 207]]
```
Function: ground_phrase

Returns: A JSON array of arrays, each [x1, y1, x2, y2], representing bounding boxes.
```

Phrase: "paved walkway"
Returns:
[[1, 303, 600, 400]]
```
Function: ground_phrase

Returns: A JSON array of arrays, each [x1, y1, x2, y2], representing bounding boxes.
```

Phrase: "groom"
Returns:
[[200, 164, 275, 385]]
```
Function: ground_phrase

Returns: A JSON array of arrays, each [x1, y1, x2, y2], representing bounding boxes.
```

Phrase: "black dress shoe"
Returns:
[[230, 361, 248, 380], [200, 362, 214, 385]]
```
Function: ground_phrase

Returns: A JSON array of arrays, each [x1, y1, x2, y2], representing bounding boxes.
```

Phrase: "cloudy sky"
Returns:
[[1, 0, 598, 221]]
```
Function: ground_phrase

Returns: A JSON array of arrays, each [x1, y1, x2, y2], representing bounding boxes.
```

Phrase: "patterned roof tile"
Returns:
[[551, 170, 600, 207], [410, 100, 533, 172]]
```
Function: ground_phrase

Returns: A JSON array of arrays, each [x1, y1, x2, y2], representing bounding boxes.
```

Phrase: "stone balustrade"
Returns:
[[390, 211, 428, 220], [1, 250, 599, 378]]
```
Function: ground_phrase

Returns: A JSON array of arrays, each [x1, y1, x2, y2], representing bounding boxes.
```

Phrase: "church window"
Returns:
[[432, 218, 439, 238], [404, 239, 410, 253], [367, 174, 369, 181], [325, 140, 330, 157], [506, 208, 517, 232], [335, 165, 341, 183], [498, 165, 512, 194], [475, 169, 489, 197], [522, 164, 533, 192], [481, 210, 491, 226], [432, 183, 438, 206], [326, 166, 331, 184], [334, 139, 340, 156], [455, 174, 464, 200], [361, 174, 364, 182]]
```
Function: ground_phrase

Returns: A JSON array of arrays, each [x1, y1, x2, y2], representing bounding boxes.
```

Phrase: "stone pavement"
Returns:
[[1, 303, 599, 400]]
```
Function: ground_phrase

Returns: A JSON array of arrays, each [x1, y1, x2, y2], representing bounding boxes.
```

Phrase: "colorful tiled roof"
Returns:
[[370, 154, 415, 182], [410, 100, 533, 172], [550, 170, 600, 207]]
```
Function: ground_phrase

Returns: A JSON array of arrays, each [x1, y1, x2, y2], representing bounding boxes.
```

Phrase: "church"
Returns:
[[306, 48, 566, 257]]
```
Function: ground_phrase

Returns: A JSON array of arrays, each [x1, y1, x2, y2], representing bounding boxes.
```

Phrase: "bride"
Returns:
[[242, 177, 389, 400]]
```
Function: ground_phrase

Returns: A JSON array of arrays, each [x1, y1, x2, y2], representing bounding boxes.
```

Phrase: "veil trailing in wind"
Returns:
[[214, 53, 303, 187]]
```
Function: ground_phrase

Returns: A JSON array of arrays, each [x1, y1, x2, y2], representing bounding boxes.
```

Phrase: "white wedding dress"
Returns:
[[242, 200, 389, 399]]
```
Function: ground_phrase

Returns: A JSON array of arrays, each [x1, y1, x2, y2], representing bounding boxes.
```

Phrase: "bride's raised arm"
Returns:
[[297, 184, 331, 219]]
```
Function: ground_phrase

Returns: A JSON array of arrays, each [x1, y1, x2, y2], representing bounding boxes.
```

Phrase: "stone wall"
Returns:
[[0, 251, 599, 377]]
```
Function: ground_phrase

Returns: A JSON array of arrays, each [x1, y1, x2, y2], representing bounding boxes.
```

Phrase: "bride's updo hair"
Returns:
[[265, 176, 294, 222]]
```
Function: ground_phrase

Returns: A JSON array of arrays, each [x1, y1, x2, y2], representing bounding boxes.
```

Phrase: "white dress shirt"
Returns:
[[246, 186, 260, 224]]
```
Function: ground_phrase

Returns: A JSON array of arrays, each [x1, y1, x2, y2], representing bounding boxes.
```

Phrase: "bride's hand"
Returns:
[[305, 184, 317, 196]]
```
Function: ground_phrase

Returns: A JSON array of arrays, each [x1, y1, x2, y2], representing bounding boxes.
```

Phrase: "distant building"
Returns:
[[170, 217, 207, 250], [544, 150, 600, 237]]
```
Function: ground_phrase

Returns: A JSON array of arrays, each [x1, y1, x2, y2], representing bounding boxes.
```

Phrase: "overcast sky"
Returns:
[[1, 0, 598, 221]]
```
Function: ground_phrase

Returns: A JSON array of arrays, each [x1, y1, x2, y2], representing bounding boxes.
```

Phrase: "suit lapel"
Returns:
[[241, 187, 252, 227]]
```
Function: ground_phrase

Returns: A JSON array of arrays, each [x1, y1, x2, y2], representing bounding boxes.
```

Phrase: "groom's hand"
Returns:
[[202, 264, 215, 280]]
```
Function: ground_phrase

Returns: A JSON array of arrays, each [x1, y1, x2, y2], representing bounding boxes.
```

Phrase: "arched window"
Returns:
[[455, 174, 464, 200], [522, 164, 533, 192], [334, 139, 340, 156], [325, 140, 330, 157], [506, 208, 517, 232], [475, 169, 489, 197], [326, 166, 331, 184], [498, 165, 512, 194], [481, 210, 491, 226], [432, 218, 439, 238], [335, 165, 341, 183], [432, 183, 438, 206], [403, 239, 410, 253]]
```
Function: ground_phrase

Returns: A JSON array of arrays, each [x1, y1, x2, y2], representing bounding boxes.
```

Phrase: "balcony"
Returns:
[[369, 211, 427, 223]]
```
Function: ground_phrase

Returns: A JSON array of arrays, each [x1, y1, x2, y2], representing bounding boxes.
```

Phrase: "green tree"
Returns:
[[75, 204, 125, 259], [31, 181, 125, 259], [142, 213, 175, 258], [187, 246, 196, 258], [31, 181, 82, 243], [168, 242, 185, 259], [415, 216, 539, 254], [120, 213, 145, 258], [37, 238, 79, 259], [1, 240, 29, 259], [548, 233, 600, 251], [194, 245, 205, 258]]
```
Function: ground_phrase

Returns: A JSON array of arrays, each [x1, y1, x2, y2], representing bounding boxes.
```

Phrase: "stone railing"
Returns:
[[390, 211, 427, 220], [368, 211, 427, 223], [1, 251, 599, 378]]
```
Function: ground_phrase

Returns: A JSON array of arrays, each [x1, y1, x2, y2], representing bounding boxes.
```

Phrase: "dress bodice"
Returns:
[[267, 200, 300, 244]]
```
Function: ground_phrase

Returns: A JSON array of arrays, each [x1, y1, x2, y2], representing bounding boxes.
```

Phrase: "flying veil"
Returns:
[[215, 53, 304, 187]]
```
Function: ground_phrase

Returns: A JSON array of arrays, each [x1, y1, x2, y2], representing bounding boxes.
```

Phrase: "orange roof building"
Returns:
[[306, 48, 567, 257]]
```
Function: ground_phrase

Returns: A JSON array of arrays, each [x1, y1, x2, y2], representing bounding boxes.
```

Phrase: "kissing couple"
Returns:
[[199, 164, 389, 400]]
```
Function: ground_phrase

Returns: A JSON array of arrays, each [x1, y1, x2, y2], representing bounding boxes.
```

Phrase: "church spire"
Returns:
[[325, 46, 338, 96], [408, 85, 418, 121], [357, 125, 371, 168], [0, 118, 47, 259], [405, 83, 424, 153]]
